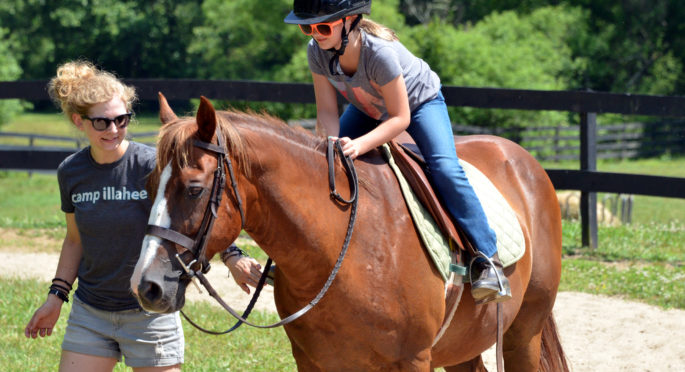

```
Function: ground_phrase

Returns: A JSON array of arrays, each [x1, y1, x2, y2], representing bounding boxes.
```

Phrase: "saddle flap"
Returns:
[[387, 139, 472, 254]]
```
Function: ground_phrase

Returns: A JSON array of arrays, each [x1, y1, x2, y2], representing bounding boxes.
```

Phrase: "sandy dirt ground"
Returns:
[[4, 251, 684, 371]]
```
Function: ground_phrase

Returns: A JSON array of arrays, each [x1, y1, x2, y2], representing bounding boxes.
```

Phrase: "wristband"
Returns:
[[52, 277, 73, 290], [220, 244, 246, 263], [50, 283, 71, 294], [48, 288, 69, 303]]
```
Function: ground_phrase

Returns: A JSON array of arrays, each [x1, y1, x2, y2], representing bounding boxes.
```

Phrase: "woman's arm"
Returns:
[[312, 72, 341, 137], [54, 213, 82, 284], [339, 74, 411, 158], [24, 213, 82, 338]]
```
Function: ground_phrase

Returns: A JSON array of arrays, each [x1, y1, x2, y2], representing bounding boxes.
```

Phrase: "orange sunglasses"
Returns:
[[298, 17, 347, 36]]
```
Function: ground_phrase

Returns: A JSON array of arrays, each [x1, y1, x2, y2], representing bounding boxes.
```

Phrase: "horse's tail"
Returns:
[[538, 312, 570, 372]]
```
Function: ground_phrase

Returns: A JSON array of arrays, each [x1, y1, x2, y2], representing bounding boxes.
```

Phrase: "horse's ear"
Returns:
[[196, 96, 217, 143], [158, 92, 178, 125]]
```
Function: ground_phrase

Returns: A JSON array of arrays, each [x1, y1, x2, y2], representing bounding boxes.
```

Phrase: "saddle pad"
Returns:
[[382, 145, 451, 281], [458, 160, 525, 267], [381, 145, 525, 281]]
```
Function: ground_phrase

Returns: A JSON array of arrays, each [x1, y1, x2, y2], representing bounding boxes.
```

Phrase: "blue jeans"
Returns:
[[339, 91, 497, 257]]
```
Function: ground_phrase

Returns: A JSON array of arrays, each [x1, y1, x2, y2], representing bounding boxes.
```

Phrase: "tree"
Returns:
[[0, 27, 23, 126], [0, 0, 202, 79], [403, 5, 583, 128]]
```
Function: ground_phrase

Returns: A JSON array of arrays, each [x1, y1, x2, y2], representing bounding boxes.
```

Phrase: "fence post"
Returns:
[[580, 112, 598, 249]]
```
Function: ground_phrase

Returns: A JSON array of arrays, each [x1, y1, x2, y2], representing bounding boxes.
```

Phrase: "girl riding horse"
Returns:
[[284, 0, 510, 303]]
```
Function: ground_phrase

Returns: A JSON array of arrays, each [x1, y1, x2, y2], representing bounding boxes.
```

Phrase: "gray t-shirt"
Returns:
[[58, 141, 155, 311], [308, 30, 441, 121]]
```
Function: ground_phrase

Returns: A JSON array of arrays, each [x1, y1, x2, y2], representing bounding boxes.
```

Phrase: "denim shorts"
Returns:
[[62, 295, 184, 367]]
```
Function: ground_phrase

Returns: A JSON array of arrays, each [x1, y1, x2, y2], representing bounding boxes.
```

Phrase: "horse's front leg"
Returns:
[[440, 355, 488, 372], [291, 343, 324, 372]]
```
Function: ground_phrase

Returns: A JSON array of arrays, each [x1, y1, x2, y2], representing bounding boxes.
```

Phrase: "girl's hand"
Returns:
[[25, 297, 63, 339], [226, 256, 263, 294], [338, 137, 363, 159]]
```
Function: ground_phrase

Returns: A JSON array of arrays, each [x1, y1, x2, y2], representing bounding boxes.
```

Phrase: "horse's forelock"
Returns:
[[148, 118, 196, 199], [151, 113, 251, 190]]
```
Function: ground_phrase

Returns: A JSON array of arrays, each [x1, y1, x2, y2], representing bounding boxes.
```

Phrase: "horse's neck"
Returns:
[[241, 128, 350, 282]]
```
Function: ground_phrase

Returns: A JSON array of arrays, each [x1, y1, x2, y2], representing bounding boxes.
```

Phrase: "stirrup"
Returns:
[[468, 252, 510, 304]]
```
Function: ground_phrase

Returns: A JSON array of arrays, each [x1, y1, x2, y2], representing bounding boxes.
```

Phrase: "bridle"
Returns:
[[146, 126, 245, 282], [146, 126, 359, 332]]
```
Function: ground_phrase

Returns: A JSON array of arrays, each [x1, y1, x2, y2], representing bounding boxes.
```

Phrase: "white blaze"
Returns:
[[130, 163, 173, 293]]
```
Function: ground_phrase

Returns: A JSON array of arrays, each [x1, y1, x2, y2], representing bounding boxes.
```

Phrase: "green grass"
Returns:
[[560, 220, 685, 309], [0, 171, 63, 229], [1, 278, 295, 372], [560, 259, 684, 309]]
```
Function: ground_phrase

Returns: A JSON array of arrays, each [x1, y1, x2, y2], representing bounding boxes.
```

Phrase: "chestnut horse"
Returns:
[[131, 95, 568, 372]]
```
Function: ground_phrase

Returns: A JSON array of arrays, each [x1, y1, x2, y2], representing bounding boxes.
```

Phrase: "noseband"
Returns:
[[146, 126, 245, 283]]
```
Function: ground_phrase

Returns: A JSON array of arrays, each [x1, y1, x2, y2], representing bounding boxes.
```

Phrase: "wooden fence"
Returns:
[[2, 79, 685, 248], [454, 121, 685, 161]]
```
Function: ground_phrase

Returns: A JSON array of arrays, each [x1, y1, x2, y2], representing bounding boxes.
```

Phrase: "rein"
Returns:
[[148, 132, 358, 331]]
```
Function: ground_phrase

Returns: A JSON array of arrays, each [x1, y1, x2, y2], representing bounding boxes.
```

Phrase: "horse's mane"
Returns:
[[148, 109, 325, 197]]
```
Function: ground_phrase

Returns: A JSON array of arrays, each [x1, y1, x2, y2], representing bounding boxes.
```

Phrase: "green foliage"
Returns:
[[0, 0, 203, 79], [2, 0, 685, 125], [558, 0, 682, 95], [0, 27, 23, 126], [404, 5, 582, 127], [189, 0, 300, 81]]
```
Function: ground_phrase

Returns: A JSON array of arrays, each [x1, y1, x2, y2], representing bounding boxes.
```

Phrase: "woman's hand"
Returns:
[[25, 296, 63, 339], [226, 256, 263, 294]]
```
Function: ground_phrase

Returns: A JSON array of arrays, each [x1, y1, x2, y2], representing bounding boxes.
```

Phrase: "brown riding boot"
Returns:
[[471, 253, 512, 304]]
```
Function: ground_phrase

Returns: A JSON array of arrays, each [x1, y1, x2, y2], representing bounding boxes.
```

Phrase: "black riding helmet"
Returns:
[[285, 0, 371, 75], [284, 0, 371, 25]]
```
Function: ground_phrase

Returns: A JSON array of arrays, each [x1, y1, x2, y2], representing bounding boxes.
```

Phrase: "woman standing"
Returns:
[[23, 61, 262, 371], [285, 0, 511, 303]]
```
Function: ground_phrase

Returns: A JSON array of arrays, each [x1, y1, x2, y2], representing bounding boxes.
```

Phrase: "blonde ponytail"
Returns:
[[358, 18, 398, 42], [47, 61, 136, 118]]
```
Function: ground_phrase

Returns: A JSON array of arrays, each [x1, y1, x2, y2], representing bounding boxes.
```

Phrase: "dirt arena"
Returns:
[[5, 251, 683, 371]]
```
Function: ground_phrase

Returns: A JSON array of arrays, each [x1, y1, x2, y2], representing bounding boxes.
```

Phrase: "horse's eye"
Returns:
[[187, 186, 204, 199]]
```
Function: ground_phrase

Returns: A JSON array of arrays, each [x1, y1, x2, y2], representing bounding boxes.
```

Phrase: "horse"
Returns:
[[130, 94, 568, 372]]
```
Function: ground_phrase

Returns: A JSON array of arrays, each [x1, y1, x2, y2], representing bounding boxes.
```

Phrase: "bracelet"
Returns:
[[52, 277, 73, 290], [50, 283, 71, 294], [220, 244, 246, 263], [48, 288, 69, 303]]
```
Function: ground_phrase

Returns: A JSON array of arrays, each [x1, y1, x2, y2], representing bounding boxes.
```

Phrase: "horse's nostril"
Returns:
[[139, 279, 163, 304]]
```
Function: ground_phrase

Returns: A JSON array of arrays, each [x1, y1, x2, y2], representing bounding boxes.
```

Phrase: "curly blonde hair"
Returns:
[[47, 61, 136, 118]]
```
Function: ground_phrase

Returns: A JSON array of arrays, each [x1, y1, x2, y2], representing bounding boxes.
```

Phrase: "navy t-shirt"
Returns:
[[58, 141, 155, 311]]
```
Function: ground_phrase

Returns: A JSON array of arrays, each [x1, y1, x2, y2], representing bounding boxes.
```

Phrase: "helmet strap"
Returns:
[[328, 15, 362, 76]]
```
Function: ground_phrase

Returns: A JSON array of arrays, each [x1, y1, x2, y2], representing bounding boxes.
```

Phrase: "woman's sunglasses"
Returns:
[[298, 17, 346, 36], [82, 113, 133, 131]]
